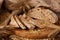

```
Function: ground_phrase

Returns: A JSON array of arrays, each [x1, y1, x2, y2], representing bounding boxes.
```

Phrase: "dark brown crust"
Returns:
[[12, 28, 53, 39]]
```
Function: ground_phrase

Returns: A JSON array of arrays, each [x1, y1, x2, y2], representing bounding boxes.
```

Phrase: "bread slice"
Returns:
[[27, 7, 58, 23]]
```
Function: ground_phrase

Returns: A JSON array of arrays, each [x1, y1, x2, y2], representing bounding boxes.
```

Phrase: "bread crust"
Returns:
[[12, 28, 53, 39]]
